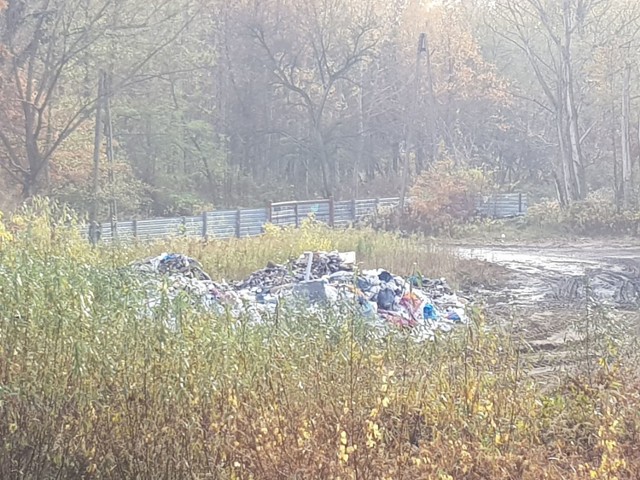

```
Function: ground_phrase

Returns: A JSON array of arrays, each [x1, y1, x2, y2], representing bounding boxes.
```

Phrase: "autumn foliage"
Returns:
[[407, 159, 493, 234]]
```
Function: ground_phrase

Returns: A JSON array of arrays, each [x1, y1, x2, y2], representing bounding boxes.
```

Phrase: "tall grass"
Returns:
[[1, 202, 640, 479], [100, 219, 461, 284]]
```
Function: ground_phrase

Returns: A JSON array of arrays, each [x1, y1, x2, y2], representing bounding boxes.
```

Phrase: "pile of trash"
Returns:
[[232, 251, 355, 291], [132, 253, 227, 312], [132, 251, 469, 339]]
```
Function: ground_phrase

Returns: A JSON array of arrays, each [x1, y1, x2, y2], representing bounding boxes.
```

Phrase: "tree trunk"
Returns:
[[90, 73, 105, 229], [104, 73, 117, 237], [621, 62, 633, 209], [555, 105, 573, 206], [392, 142, 400, 173], [354, 66, 365, 199], [612, 104, 621, 210], [415, 144, 426, 175], [313, 127, 332, 197], [401, 34, 426, 208], [562, 0, 586, 201], [22, 121, 43, 199]]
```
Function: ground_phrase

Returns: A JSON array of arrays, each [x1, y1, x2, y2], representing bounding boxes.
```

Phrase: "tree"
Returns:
[[111, 6, 224, 214], [6, 0, 638, 215], [0, 0, 196, 199], [249, 0, 382, 197], [487, 0, 601, 204]]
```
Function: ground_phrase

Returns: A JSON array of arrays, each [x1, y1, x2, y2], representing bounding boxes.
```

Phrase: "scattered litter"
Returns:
[[132, 251, 470, 339]]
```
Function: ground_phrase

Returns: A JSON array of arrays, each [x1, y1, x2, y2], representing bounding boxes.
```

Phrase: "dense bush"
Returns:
[[408, 159, 493, 235], [1, 203, 640, 478], [359, 160, 494, 236], [527, 191, 640, 236]]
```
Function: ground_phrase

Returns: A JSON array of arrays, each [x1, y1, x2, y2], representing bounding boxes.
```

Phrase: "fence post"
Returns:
[[518, 193, 523, 215], [89, 222, 95, 244], [375, 198, 380, 214], [267, 201, 273, 223], [181, 216, 187, 235], [329, 196, 335, 227], [132, 219, 138, 238], [235, 208, 242, 238], [89, 221, 99, 244], [202, 211, 208, 239], [351, 198, 357, 221], [294, 203, 299, 228]]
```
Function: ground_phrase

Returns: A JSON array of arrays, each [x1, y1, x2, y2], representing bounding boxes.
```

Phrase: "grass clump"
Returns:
[[1, 201, 640, 479]]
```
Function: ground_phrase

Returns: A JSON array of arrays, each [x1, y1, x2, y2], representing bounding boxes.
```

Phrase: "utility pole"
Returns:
[[400, 33, 427, 210], [424, 30, 437, 166], [104, 72, 118, 239], [354, 61, 365, 199], [89, 71, 105, 244]]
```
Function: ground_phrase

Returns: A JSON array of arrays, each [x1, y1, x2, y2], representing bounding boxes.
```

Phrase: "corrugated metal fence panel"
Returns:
[[476, 194, 527, 218], [355, 199, 379, 217], [112, 221, 135, 240], [334, 200, 355, 227], [207, 210, 237, 239], [184, 216, 204, 237], [240, 208, 268, 237], [136, 217, 183, 239], [99, 223, 113, 240], [379, 198, 400, 208], [270, 206, 296, 226], [300, 202, 330, 223], [84, 194, 525, 242], [271, 202, 331, 226], [133, 219, 160, 240]]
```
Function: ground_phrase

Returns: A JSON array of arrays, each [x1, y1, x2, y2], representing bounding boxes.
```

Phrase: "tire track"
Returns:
[[458, 243, 640, 380]]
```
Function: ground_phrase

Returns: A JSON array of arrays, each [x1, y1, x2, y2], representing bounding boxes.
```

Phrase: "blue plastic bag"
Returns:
[[423, 304, 438, 320]]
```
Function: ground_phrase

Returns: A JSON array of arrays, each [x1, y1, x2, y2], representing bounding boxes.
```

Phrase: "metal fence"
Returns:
[[86, 193, 527, 242], [476, 193, 527, 218]]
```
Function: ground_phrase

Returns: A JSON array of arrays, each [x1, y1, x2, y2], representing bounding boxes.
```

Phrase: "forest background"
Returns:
[[1, 0, 639, 222]]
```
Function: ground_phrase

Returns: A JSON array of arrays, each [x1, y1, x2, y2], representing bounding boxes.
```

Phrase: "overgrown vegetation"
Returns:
[[525, 193, 640, 237], [408, 159, 493, 235], [1, 204, 640, 478], [446, 191, 640, 242], [362, 160, 494, 237]]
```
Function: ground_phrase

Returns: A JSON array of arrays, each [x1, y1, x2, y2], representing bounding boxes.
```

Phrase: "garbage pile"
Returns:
[[232, 251, 355, 293], [133, 253, 213, 281], [133, 252, 469, 338], [133, 253, 228, 312]]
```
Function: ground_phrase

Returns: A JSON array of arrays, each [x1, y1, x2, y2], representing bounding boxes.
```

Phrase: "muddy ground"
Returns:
[[457, 242, 640, 381]]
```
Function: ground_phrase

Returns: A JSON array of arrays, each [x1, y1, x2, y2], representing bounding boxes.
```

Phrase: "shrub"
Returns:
[[407, 159, 493, 235], [526, 191, 640, 236], [526, 198, 563, 229]]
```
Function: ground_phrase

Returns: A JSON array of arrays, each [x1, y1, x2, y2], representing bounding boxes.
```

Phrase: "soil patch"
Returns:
[[458, 243, 640, 381]]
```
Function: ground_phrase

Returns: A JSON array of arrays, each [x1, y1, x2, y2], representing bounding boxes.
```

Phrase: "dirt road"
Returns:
[[458, 242, 640, 380]]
